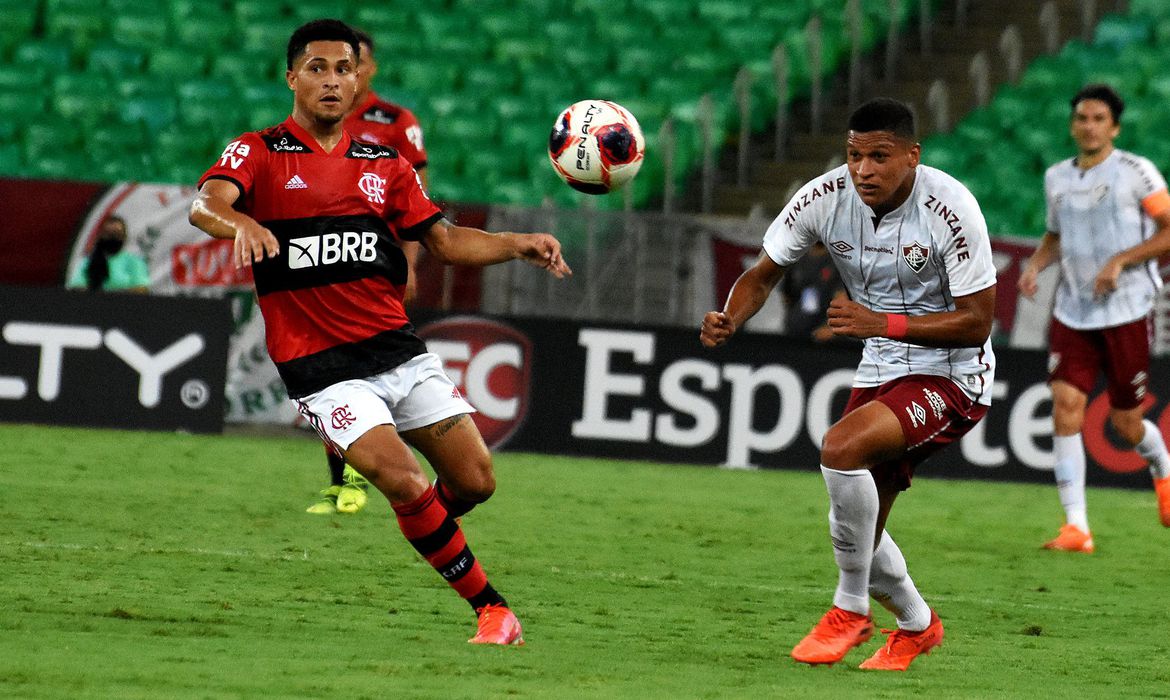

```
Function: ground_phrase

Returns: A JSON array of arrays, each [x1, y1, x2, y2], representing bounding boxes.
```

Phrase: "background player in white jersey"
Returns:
[[702, 98, 996, 671], [1019, 84, 1170, 553]]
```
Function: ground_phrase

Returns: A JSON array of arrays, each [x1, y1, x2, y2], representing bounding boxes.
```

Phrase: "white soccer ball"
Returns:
[[548, 100, 645, 194]]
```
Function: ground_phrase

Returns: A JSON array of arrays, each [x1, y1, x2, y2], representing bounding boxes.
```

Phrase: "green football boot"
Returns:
[[306, 485, 342, 515], [337, 465, 370, 514]]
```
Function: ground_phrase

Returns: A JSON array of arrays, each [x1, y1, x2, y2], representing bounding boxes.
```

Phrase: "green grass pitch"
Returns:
[[3, 424, 1169, 698]]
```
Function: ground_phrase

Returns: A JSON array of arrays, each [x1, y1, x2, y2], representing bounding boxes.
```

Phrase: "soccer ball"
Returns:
[[548, 100, 645, 194]]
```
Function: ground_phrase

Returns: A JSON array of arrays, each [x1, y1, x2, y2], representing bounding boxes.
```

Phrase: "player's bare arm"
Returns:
[[827, 284, 995, 347], [700, 252, 786, 348], [422, 219, 572, 278], [1019, 232, 1061, 299], [189, 179, 280, 268], [1093, 206, 1170, 296]]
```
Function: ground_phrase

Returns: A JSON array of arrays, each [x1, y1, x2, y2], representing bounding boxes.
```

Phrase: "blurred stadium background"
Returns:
[[1, 0, 1167, 477], [6, 0, 1170, 695]]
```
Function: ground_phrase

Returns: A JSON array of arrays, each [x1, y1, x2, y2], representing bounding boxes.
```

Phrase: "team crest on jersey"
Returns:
[[901, 241, 930, 272], [358, 173, 386, 203]]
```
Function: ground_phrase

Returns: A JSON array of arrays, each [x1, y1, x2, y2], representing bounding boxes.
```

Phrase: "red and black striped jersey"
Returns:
[[344, 92, 427, 169], [199, 116, 443, 398]]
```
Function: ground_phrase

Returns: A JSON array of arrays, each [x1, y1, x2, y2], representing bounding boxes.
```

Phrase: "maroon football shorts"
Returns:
[[842, 374, 988, 491], [1048, 316, 1151, 410]]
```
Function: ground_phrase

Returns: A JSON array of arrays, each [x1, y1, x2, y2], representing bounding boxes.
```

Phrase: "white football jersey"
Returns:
[[1045, 149, 1166, 330], [762, 164, 997, 405]]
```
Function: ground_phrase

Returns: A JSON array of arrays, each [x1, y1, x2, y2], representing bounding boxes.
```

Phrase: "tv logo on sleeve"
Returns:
[[287, 231, 378, 269]]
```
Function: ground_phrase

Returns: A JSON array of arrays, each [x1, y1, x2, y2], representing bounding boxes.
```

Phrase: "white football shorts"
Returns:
[[294, 353, 475, 451]]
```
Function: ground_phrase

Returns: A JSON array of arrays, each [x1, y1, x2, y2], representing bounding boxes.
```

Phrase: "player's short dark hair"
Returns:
[[1071, 83, 1124, 124], [352, 27, 374, 52], [287, 19, 360, 70], [847, 98, 916, 139]]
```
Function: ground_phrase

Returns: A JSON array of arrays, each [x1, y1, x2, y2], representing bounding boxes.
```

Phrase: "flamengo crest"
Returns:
[[358, 173, 386, 204], [902, 241, 930, 272]]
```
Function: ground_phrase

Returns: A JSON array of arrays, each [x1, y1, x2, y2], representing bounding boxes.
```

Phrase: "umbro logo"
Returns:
[[284, 175, 308, 190], [828, 241, 854, 254]]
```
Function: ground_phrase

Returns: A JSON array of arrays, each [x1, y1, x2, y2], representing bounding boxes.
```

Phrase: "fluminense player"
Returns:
[[189, 19, 571, 645], [702, 98, 996, 671], [1019, 83, 1170, 553]]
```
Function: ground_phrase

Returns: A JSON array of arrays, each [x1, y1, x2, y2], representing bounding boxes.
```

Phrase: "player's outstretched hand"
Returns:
[[233, 220, 279, 268], [516, 233, 572, 279], [1093, 257, 1122, 297], [1018, 265, 1040, 300], [700, 311, 736, 347], [826, 297, 886, 339]]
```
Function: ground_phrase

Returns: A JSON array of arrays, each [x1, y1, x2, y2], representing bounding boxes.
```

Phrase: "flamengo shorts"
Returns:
[[294, 353, 475, 452], [843, 374, 988, 491], [1049, 316, 1152, 410]]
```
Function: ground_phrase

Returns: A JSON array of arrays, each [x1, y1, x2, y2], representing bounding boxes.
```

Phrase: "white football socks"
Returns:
[[821, 466, 879, 616], [1053, 433, 1089, 532], [1136, 419, 1170, 481], [869, 531, 931, 632]]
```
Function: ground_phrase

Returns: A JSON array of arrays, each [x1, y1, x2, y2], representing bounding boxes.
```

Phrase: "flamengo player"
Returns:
[[189, 19, 571, 644], [1019, 84, 1170, 553], [303, 26, 433, 516], [701, 98, 996, 671]]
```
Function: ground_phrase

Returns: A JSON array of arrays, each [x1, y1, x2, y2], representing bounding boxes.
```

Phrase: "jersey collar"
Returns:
[[282, 116, 352, 156], [353, 92, 380, 115]]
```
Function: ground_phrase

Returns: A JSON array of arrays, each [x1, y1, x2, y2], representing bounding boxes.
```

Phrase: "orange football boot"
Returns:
[[790, 606, 875, 665], [859, 609, 944, 671], [469, 604, 524, 646], [1154, 476, 1170, 527], [1043, 524, 1094, 553]]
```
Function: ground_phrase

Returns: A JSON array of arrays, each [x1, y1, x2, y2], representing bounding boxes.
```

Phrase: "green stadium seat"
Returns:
[[233, 0, 291, 24], [426, 32, 490, 61], [15, 41, 74, 73], [717, 23, 782, 63], [639, 0, 695, 24], [462, 147, 525, 180], [175, 16, 238, 50], [122, 94, 179, 132], [30, 154, 89, 181], [461, 63, 517, 93], [698, 0, 756, 24], [492, 95, 531, 123], [396, 61, 459, 95], [0, 3, 36, 56], [178, 80, 236, 105], [0, 89, 46, 118], [87, 42, 147, 74], [0, 142, 20, 173], [495, 37, 551, 65], [1093, 14, 1151, 50], [87, 128, 149, 165], [22, 119, 81, 162], [52, 91, 117, 130], [241, 20, 301, 56], [479, 10, 532, 39], [148, 48, 209, 81], [44, 7, 107, 57], [0, 65, 46, 91], [113, 13, 172, 51]]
